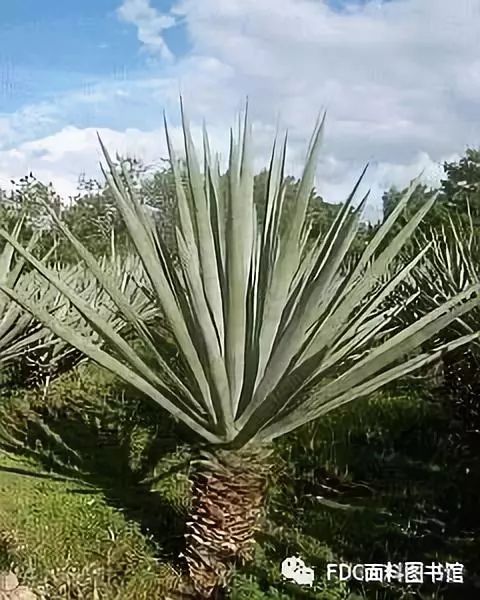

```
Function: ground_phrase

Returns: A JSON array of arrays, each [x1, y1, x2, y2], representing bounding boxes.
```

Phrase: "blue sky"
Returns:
[[0, 1, 187, 112], [0, 0, 479, 220], [0, 0, 381, 112]]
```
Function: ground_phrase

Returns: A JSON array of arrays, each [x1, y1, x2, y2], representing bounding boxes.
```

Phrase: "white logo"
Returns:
[[281, 556, 315, 586]]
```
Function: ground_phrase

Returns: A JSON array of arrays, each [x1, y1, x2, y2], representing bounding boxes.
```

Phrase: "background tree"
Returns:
[[382, 148, 480, 232]]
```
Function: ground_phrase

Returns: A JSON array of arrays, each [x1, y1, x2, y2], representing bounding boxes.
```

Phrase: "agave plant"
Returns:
[[0, 219, 53, 384], [404, 214, 479, 322], [0, 217, 88, 388], [395, 211, 480, 391], [1, 270, 81, 389], [1, 106, 480, 597], [1, 240, 154, 391]]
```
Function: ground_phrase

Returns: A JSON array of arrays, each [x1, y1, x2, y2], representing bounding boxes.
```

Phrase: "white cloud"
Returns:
[[117, 0, 179, 61], [0, 123, 230, 200], [1, 0, 479, 219]]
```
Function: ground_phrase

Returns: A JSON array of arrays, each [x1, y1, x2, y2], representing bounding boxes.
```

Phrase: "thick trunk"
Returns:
[[183, 445, 273, 598]]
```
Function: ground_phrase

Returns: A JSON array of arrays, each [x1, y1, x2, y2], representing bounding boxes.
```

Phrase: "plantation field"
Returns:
[[0, 107, 479, 599]]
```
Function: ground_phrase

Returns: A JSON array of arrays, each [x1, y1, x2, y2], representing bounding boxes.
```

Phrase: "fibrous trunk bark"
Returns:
[[183, 445, 273, 598]]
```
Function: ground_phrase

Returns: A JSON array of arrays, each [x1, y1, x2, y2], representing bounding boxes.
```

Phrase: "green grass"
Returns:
[[0, 449, 351, 600], [0, 366, 354, 599], [0, 451, 181, 599]]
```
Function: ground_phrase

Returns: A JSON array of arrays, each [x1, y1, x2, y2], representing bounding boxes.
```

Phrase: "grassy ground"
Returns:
[[0, 451, 182, 599], [0, 446, 351, 600], [0, 367, 352, 599]]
